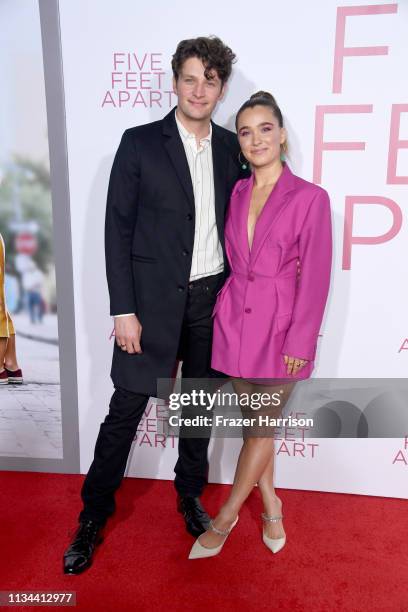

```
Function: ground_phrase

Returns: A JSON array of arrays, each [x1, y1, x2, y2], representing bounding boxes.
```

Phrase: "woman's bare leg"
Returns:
[[256, 381, 295, 538], [198, 379, 280, 548], [0, 338, 8, 371], [257, 452, 284, 539], [4, 334, 19, 370]]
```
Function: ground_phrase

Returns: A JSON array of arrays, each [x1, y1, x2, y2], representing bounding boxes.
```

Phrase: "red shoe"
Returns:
[[0, 369, 9, 385], [5, 367, 23, 384]]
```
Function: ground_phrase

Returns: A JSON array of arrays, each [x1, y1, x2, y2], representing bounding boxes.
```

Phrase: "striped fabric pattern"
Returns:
[[175, 112, 224, 281]]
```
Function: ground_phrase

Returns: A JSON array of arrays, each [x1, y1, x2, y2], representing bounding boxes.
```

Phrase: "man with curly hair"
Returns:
[[63, 36, 246, 574]]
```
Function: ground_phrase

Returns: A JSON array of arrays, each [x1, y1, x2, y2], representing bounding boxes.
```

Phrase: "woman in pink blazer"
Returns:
[[189, 92, 332, 559]]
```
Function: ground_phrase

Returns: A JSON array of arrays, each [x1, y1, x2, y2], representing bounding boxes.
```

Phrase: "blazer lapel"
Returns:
[[211, 125, 229, 243], [162, 109, 194, 211], [250, 163, 296, 265], [229, 175, 253, 264]]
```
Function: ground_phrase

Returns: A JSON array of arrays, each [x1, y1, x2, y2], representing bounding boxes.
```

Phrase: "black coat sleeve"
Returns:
[[104, 129, 140, 316]]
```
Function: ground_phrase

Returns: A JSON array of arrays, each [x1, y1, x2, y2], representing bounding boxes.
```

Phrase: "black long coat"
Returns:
[[105, 107, 244, 395]]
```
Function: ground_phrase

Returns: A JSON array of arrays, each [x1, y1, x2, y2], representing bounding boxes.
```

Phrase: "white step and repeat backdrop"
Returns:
[[58, 0, 408, 497]]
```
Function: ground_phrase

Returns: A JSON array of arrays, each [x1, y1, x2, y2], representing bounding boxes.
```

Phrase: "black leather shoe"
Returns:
[[63, 520, 104, 575], [177, 495, 211, 537]]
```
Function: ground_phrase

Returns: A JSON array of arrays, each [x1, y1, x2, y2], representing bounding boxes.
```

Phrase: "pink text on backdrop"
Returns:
[[313, 104, 373, 184], [332, 3, 398, 93], [102, 51, 176, 108], [313, 103, 408, 185], [314, 3, 405, 270], [342, 196, 402, 269], [387, 104, 408, 184], [398, 339, 408, 353], [276, 441, 319, 458], [113, 53, 163, 71], [392, 437, 408, 465]]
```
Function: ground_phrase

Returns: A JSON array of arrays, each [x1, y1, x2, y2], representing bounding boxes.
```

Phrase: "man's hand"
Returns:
[[114, 314, 143, 354]]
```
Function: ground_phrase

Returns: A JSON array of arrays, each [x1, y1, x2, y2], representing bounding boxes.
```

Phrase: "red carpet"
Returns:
[[1, 471, 407, 611]]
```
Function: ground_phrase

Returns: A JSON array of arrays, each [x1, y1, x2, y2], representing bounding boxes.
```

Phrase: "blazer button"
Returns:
[[248, 274, 255, 281], [178, 286, 185, 292], [244, 307, 252, 314], [186, 214, 193, 221], [182, 250, 189, 256]]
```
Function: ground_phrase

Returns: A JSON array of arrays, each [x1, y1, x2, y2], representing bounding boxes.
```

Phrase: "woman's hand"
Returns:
[[283, 354, 308, 376]]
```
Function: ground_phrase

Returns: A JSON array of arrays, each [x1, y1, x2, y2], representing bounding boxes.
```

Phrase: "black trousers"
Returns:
[[79, 272, 225, 526]]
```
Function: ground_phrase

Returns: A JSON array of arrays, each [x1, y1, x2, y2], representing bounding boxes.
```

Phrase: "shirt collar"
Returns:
[[175, 109, 212, 145]]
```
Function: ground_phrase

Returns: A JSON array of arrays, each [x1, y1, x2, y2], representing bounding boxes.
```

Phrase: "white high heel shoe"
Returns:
[[261, 511, 286, 554], [188, 516, 239, 559]]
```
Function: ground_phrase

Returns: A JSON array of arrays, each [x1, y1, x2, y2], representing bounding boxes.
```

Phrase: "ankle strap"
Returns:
[[261, 512, 283, 523], [209, 520, 232, 536]]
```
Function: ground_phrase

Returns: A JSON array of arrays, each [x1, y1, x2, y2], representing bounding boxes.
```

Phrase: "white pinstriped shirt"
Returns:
[[115, 111, 224, 318], [175, 110, 224, 282]]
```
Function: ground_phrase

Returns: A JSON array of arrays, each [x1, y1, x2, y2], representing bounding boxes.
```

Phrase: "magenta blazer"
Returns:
[[211, 163, 332, 380]]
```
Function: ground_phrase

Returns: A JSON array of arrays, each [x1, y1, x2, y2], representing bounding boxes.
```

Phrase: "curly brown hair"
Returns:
[[172, 36, 236, 85]]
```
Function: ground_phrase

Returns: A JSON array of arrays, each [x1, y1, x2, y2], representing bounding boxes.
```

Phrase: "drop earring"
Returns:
[[238, 151, 248, 170]]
